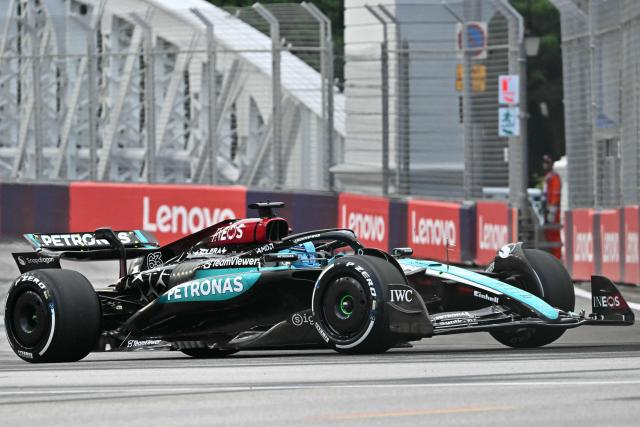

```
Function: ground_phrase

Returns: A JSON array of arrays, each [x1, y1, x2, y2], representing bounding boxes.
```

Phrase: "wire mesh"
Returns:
[[340, 0, 524, 202], [552, 0, 640, 209], [0, 0, 339, 191]]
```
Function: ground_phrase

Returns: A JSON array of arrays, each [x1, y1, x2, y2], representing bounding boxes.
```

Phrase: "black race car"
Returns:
[[4, 202, 634, 363]]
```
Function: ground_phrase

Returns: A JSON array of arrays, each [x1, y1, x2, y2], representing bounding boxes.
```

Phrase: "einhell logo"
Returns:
[[411, 211, 456, 246], [143, 197, 236, 235], [478, 215, 509, 251]]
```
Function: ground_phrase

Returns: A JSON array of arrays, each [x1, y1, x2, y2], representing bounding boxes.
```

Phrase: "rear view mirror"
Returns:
[[392, 247, 413, 258], [263, 253, 298, 263]]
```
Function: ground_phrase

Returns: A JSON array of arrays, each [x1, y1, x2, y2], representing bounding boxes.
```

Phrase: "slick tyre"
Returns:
[[4, 269, 101, 363], [312, 255, 403, 354], [490, 249, 575, 348]]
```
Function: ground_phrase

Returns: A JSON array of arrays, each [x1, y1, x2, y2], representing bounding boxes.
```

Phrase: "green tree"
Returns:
[[510, 0, 564, 185]]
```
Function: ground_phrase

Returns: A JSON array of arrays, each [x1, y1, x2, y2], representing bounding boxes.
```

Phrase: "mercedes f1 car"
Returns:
[[4, 202, 635, 363]]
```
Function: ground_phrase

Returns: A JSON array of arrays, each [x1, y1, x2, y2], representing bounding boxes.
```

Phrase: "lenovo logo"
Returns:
[[341, 205, 386, 243], [625, 228, 638, 264], [411, 211, 456, 246], [574, 229, 593, 263], [142, 197, 236, 234], [478, 215, 509, 251], [601, 230, 620, 263]]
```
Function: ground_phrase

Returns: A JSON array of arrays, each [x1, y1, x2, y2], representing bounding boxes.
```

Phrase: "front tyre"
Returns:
[[312, 255, 404, 354], [4, 269, 101, 363], [490, 249, 575, 348]]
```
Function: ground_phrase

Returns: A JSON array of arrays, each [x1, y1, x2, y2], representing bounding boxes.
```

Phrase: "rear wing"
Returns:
[[14, 230, 160, 275], [24, 230, 159, 257]]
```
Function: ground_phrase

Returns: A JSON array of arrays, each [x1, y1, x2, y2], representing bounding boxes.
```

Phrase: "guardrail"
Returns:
[[6, 181, 637, 286], [564, 207, 639, 285]]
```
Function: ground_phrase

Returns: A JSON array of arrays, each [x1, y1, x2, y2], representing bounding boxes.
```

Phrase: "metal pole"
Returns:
[[587, 0, 597, 208], [253, 3, 282, 188], [26, 2, 43, 180], [301, 2, 334, 191], [496, 0, 527, 214], [378, 5, 405, 195], [365, 5, 390, 196], [443, 1, 472, 200], [462, 26, 473, 200], [131, 13, 156, 183], [191, 8, 218, 185], [87, 28, 97, 181], [519, 45, 528, 211]]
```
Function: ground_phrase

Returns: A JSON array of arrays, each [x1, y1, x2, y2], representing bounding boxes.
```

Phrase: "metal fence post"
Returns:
[[253, 3, 283, 188], [86, 27, 98, 181], [191, 8, 218, 185], [301, 1, 334, 191], [443, 2, 472, 200], [378, 5, 407, 195], [131, 13, 156, 183], [25, 4, 43, 180], [365, 5, 390, 196]]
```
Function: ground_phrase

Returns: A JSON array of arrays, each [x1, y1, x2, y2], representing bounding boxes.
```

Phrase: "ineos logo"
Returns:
[[593, 295, 621, 308]]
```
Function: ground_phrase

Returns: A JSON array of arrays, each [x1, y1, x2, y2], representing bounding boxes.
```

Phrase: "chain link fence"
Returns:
[[0, 0, 341, 191], [339, 0, 527, 208], [551, 0, 640, 209]]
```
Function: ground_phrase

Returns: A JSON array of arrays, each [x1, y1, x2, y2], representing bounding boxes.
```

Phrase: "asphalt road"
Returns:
[[1, 240, 639, 426]]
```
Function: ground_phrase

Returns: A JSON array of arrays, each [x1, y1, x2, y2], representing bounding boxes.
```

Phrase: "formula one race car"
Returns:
[[4, 202, 635, 363]]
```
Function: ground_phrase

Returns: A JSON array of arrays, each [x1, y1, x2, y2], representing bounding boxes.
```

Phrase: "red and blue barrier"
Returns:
[[5, 181, 637, 285]]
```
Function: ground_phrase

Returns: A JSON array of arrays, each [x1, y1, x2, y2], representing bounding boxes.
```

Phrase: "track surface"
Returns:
[[1, 241, 639, 426]]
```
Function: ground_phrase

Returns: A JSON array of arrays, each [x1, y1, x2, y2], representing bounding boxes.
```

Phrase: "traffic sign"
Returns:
[[498, 75, 519, 104], [498, 107, 520, 137], [456, 22, 487, 60]]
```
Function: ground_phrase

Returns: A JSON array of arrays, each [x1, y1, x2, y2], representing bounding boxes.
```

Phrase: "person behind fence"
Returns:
[[542, 154, 562, 259]]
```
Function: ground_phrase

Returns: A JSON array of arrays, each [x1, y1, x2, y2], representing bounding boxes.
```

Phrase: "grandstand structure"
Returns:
[[0, 0, 343, 190]]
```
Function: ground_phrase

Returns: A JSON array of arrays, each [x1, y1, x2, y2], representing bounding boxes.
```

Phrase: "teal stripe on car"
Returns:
[[134, 230, 149, 244], [158, 271, 261, 303], [25, 234, 41, 249], [400, 258, 559, 321]]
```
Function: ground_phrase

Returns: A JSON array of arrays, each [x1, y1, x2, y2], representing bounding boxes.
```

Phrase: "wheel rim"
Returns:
[[321, 276, 369, 338], [11, 291, 48, 348]]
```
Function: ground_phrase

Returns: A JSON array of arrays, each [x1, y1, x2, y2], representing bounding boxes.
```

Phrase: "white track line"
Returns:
[[2, 380, 640, 395], [574, 286, 640, 312]]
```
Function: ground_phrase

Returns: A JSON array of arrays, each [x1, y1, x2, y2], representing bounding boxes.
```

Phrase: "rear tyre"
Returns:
[[312, 255, 404, 354], [490, 249, 575, 348], [4, 269, 101, 363], [180, 348, 237, 358]]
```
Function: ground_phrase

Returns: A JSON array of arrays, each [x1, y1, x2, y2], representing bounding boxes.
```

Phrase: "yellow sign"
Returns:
[[455, 64, 486, 92]]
